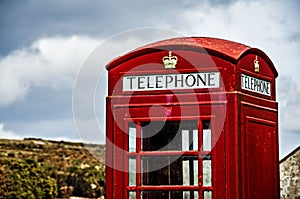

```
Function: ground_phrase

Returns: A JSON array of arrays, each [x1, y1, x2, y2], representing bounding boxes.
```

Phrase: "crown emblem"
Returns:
[[162, 51, 178, 69], [254, 56, 260, 73]]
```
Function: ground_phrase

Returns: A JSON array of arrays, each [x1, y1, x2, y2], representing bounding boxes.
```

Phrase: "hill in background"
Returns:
[[0, 138, 105, 198]]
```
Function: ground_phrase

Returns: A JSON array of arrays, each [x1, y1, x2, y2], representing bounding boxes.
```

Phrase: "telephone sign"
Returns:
[[241, 74, 271, 96], [123, 72, 220, 91]]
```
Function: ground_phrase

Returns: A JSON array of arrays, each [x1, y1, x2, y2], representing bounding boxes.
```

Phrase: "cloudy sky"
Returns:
[[0, 0, 299, 158]]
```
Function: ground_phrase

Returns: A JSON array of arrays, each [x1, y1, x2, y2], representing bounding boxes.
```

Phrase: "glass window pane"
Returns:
[[183, 191, 190, 199], [128, 191, 136, 199], [193, 160, 198, 185], [142, 121, 180, 151], [182, 160, 190, 185], [183, 191, 199, 199], [141, 156, 197, 186], [202, 156, 212, 186], [182, 130, 189, 151], [202, 121, 211, 151], [141, 121, 197, 151], [194, 191, 199, 199], [128, 123, 136, 152], [128, 157, 136, 186], [203, 191, 212, 199], [142, 191, 198, 199], [193, 129, 198, 150]]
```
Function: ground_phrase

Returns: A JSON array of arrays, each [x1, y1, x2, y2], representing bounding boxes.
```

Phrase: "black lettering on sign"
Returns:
[[175, 75, 184, 87], [156, 75, 163, 88], [241, 74, 271, 96], [138, 76, 145, 89], [185, 74, 196, 87]]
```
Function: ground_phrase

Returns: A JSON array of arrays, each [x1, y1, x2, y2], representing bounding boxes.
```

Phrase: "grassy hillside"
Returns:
[[0, 138, 106, 198]]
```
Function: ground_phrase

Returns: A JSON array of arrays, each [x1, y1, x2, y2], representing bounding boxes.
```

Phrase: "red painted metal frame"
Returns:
[[106, 37, 279, 199], [111, 103, 226, 199], [123, 116, 219, 199]]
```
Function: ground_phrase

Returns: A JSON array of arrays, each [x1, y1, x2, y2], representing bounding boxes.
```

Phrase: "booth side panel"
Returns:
[[106, 98, 113, 199], [213, 124, 226, 199], [241, 101, 279, 199], [106, 101, 126, 199], [112, 107, 125, 199], [225, 93, 241, 199]]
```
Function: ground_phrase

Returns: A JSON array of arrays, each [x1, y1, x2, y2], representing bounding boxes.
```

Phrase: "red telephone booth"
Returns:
[[105, 37, 279, 199]]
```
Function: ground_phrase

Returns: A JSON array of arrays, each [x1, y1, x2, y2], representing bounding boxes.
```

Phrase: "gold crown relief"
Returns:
[[254, 56, 260, 73], [162, 51, 178, 69]]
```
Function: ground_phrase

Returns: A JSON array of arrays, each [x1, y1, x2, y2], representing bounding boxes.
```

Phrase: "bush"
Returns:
[[0, 159, 57, 198], [56, 163, 105, 198]]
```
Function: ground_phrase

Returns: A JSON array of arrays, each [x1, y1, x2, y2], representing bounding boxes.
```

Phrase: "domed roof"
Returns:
[[106, 37, 277, 77]]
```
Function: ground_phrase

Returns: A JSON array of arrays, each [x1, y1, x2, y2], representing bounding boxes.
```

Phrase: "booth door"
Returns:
[[123, 115, 225, 199]]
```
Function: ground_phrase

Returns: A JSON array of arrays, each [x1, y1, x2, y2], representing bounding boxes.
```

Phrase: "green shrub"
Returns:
[[57, 163, 105, 198], [0, 159, 57, 198]]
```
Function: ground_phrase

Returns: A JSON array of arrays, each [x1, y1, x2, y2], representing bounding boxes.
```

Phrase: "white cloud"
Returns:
[[277, 76, 300, 157], [0, 30, 181, 108], [5, 118, 77, 139], [0, 121, 82, 143], [278, 76, 300, 132], [0, 123, 22, 140], [279, 130, 300, 159], [177, 0, 300, 76], [0, 35, 102, 107]]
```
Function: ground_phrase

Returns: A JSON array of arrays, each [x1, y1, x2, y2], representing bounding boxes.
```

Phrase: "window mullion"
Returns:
[[198, 119, 203, 199], [136, 122, 141, 199]]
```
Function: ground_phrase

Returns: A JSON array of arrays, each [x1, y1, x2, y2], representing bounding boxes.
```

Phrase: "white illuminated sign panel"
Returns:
[[123, 72, 220, 91], [241, 74, 271, 96]]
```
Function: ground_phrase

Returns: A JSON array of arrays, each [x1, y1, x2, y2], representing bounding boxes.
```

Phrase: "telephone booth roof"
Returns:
[[106, 37, 278, 77]]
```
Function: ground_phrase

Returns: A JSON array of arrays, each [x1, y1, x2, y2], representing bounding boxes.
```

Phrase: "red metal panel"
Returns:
[[246, 117, 277, 198], [224, 93, 241, 199], [113, 123, 124, 199], [105, 98, 113, 199], [240, 100, 279, 199]]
